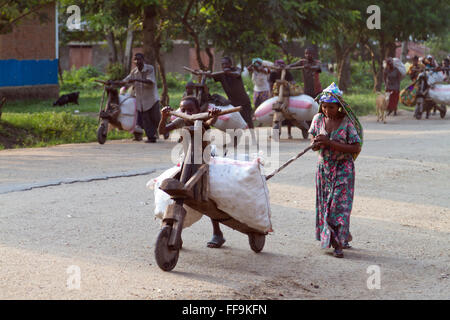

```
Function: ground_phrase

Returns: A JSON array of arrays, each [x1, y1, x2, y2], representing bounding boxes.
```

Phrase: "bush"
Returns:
[[319, 71, 339, 89], [161, 72, 192, 90], [349, 60, 374, 92], [60, 65, 105, 92], [106, 62, 127, 81]]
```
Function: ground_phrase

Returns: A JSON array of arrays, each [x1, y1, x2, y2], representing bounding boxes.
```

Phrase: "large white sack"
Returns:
[[147, 166, 203, 229], [208, 157, 272, 233], [427, 71, 446, 86], [147, 157, 273, 233], [207, 103, 248, 130], [118, 94, 137, 132], [393, 58, 406, 77], [428, 84, 450, 105], [254, 94, 319, 125]]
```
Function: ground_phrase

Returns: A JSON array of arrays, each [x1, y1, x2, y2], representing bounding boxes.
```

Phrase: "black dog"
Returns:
[[53, 92, 79, 106]]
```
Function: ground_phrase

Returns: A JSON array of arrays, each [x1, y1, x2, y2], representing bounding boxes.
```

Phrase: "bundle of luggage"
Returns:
[[272, 82, 303, 97], [400, 84, 418, 107]]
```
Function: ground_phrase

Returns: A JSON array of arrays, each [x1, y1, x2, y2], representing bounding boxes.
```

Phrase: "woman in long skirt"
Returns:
[[309, 83, 363, 258]]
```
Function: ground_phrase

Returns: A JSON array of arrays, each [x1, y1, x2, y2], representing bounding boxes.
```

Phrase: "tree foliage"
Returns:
[[0, 0, 53, 34]]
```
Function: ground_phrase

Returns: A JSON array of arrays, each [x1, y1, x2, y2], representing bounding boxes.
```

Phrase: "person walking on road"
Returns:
[[384, 57, 402, 116], [309, 83, 363, 258]]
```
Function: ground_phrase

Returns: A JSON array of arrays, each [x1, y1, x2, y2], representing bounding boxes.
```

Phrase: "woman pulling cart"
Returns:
[[309, 83, 363, 258]]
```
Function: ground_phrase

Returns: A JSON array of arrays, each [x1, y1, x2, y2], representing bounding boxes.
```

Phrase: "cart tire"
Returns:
[[248, 233, 265, 253], [97, 123, 107, 144], [301, 128, 309, 139], [271, 122, 281, 141], [155, 226, 179, 271], [440, 106, 446, 119]]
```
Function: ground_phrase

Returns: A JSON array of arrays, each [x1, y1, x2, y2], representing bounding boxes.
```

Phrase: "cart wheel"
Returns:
[[97, 123, 107, 144], [301, 121, 311, 139], [248, 233, 265, 253], [301, 128, 309, 139], [440, 106, 446, 119], [155, 226, 179, 271], [271, 122, 281, 141]]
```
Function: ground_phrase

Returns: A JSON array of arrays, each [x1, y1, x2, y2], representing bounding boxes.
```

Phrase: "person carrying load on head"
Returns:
[[384, 57, 402, 116]]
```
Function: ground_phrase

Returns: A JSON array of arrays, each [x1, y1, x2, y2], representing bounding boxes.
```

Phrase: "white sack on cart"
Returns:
[[146, 166, 203, 229], [147, 157, 273, 233], [208, 157, 272, 233], [429, 84, 450, 105], [207, 103, 248, 131]]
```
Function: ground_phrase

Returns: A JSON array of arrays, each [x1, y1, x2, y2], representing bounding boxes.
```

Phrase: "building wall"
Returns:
[[0, 2, 58, 100], [60, 42, 224, 74]]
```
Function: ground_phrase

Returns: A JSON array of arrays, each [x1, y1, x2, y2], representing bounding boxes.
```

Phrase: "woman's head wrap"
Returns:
[[314, 82, 364, 160], [252, 58, 263, 66], [318, 82, 342, 103]]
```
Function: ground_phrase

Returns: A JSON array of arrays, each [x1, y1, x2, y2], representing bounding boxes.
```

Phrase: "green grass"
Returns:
[[3, 88, 103, 114], [1, 112, 133, 148]]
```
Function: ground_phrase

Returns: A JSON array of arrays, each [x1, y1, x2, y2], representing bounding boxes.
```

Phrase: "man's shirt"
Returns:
[[123, 64, 159, 112]]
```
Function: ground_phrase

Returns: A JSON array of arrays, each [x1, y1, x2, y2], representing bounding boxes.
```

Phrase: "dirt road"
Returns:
[[0, 110, 449, 299]]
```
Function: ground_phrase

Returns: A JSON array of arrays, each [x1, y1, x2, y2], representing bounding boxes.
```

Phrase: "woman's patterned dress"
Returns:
[[308, 113, 361, 248]]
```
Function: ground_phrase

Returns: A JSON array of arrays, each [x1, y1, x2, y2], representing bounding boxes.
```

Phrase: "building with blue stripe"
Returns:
[[0, 2, 59, 100]]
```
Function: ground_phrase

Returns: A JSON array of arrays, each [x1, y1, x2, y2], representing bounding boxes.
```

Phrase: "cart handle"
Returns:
[[267, 65, 304, 71], [183, 66, 224, 77], [94, 79, 127, 87], [169, 106, 241, 122]]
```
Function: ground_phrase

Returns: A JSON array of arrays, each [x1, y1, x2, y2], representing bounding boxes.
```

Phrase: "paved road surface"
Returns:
[[0, 110, 449, 299]]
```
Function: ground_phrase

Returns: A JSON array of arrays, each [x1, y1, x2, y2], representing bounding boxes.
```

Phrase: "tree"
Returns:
[[0, 0, 53, 34], [359, 0, 450, 91]]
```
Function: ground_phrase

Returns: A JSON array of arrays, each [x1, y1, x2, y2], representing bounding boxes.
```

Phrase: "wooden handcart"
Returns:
[[154, 107, 267, 272]]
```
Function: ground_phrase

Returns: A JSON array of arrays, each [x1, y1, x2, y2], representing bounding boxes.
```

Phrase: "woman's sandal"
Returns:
[[333, 248, 344, 258], [207, 235, 226, 248], [342, 241, 352, 249]]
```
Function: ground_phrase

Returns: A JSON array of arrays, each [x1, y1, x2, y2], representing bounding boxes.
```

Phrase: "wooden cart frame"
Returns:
[[154, 109, 266, 272]]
